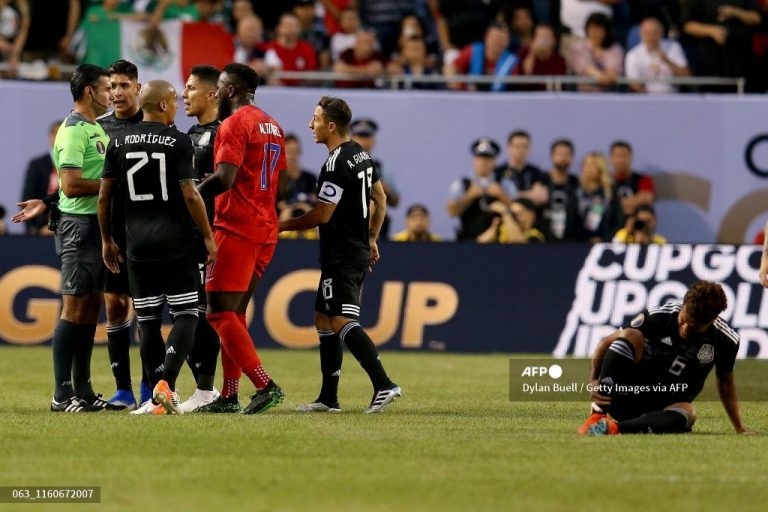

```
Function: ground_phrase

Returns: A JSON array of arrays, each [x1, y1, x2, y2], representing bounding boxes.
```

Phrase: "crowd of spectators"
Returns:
[[446, 131, 666, 245], [1, 0, 766, 91]]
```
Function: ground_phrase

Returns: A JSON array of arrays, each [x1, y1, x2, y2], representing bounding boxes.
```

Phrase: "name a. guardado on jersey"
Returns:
[[116, 134, 176, 147], [351, 151, 371, 165], [258, 123, 282, 136]]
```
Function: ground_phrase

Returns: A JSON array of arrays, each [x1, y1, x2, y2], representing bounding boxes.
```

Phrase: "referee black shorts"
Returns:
[[128, 255, 200, 323], [54, 214, 106, 295], [314, 265, 366, 319]]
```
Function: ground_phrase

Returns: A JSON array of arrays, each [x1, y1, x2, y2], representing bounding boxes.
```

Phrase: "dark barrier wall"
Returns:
[[1, 237, 766, 358]]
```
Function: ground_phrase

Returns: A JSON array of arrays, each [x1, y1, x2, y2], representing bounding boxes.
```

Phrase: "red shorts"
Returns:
[[205, 230, 276, 292]]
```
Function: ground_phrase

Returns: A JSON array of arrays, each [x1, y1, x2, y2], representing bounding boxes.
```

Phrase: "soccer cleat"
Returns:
[[106, 389, 137, 411], [588, 417, 621, 436], [196, 394, 242, 413], [296, 400, 341, 413], [363, 385, 402, 414], [131, 400, 156, 415], [50, 396, 103, 413], [130, 400, 167, 415], [241, 381, 284, 415], [81, 393, 124, 411], [153, 380, 183, 415], [577, 413, 607, 435], [179, 388, 220, 413], [140, 382, 152, 404]]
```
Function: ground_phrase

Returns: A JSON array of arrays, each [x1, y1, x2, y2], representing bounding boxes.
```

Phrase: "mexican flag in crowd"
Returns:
[[77, 20, 234, 86]]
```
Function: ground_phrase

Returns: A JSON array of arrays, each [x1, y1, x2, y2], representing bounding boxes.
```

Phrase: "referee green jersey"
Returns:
[[54, 112, 109, 215]]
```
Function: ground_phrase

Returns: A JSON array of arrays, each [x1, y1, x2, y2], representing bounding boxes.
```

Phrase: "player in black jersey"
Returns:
[[279, 96, 401, 414], [177, 64, 222, 412], [579, 281, 749, 435], [98, 80, 217, 415], [11, 59, 158, 411], [100, 60, 163, 410]]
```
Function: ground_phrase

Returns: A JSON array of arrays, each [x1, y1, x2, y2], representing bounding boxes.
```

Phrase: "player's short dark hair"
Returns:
[[610, 140, 633, 153], [508, 130, 530, 144], [285, 133, 299, 144], [70, 64, 109, 101], [683, 281, 727, 324], [318, 96, 352, 135], [550, 138, 574, 155], [190, 64, 221, 88], [406, 204, 429, 216], [223, 63, 260, 94], [107, 59, 138, 81]]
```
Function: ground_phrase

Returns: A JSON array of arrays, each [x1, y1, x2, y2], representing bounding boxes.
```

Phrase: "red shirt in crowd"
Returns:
[[214, 105, 287, 243]]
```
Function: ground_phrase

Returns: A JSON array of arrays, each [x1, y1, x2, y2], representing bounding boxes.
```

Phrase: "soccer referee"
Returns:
[[50, 64, 113, 413]]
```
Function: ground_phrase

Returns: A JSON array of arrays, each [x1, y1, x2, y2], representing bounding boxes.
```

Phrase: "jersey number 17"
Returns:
[[357, 167, 373, 218]]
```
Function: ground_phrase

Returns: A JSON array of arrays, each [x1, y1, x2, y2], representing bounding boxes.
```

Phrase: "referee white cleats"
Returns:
[[363, 385, 402, 414], [179, 388, 220, 413], [296, 401, 342, 413], [130, 399, 155, 415]]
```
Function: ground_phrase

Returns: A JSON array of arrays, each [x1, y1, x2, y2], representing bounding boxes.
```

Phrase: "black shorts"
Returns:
[[54, 214, 106, 295], [128, 255, 200, 322], [105, 259, 130, 295], [609, 393, 689, 422], [314, 266, 366, 318]]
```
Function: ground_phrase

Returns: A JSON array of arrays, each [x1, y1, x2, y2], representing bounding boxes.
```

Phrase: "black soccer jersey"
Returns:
[[628, 302, 739, 402], [103, 121, 196, 262], [97, 109, 144, 247], [187, 120, 219, 219], [316, 140, 381, 268]]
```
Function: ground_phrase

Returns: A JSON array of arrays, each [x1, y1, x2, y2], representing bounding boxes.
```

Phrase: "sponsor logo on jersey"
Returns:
[[697, 344, 714, 364], [661, 336, 672, 346]]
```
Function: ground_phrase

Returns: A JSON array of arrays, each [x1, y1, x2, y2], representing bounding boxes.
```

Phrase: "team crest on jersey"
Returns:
[[198, 131, 211, 147], [629, 313, 644, 328], [697, 344, 715, 364]]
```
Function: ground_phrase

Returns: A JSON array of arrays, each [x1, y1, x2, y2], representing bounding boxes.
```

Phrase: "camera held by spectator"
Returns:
[[613, 204, 667, 244]]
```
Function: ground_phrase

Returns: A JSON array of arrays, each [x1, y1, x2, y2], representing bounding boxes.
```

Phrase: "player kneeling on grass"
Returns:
[[578, 281, 750, 436], [98, 80, 217, 415]]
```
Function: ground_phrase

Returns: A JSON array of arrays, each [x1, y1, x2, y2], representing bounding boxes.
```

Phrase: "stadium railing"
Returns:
[[0, 62, 747, 94]]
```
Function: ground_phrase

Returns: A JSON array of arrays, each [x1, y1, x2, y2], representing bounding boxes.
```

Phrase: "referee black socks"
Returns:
[[339, 322, 394, 391], [52, 319, 78, 401], [73, 323, 97, 400]]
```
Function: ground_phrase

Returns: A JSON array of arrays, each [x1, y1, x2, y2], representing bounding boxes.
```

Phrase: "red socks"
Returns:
[[208, 311, 271, 390]]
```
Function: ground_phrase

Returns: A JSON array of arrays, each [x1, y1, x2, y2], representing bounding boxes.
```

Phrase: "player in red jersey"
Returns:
[[196, 63, 286, 415]]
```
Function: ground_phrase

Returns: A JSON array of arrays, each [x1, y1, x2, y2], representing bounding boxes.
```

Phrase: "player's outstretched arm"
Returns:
[[279, 202, 336, 233], [181, 180, 217, 264], [97, 179, 122, 274], [716, 371, 751, 434], [11, 199, 47, 223]]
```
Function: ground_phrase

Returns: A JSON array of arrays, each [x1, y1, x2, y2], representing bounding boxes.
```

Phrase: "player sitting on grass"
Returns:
[[578, 281, 750, 436]]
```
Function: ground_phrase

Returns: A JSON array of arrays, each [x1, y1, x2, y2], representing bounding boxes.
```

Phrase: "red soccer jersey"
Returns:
[[213, 105, 287, 243]]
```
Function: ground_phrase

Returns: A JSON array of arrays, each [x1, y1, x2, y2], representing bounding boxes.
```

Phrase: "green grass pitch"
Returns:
[[1, 347, 767, 512]]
